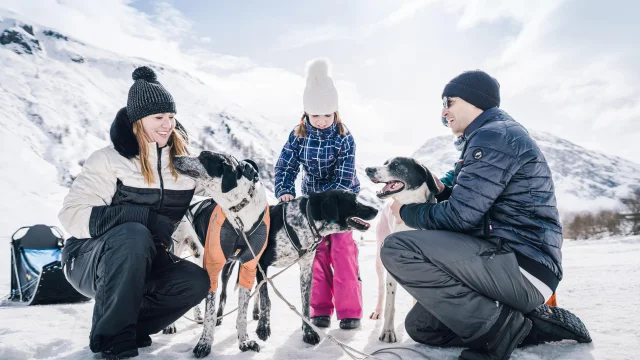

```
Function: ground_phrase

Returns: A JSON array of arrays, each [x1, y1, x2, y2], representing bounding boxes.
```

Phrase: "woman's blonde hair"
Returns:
[[294, 111, 346, 137], [132, 121, 189, 185]]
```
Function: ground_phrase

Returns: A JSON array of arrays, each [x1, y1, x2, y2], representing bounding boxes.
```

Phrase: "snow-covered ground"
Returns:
[[1, 236, 639, 360]]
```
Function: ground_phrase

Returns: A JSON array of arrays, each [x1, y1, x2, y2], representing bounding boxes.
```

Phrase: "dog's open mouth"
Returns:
[[347, 217, 371, 231], [376, 180, 405, 198]]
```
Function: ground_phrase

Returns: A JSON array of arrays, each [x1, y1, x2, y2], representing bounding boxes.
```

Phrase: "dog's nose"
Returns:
[[365, 167, 375, 176]]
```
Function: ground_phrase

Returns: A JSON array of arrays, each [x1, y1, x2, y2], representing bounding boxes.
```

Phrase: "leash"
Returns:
[[178, 199, 432, 359], [232, 214, 387, 360]]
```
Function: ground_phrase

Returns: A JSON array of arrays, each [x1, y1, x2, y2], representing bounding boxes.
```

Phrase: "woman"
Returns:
[[58, 66, 209, 359]]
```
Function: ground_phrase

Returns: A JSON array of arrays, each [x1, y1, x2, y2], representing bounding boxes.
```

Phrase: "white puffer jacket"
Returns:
[[58, 107, 202, 239]]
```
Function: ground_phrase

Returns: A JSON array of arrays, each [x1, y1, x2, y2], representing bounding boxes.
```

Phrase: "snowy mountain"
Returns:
[[0, 14, 382, 235], [413, 132, 640, 214]]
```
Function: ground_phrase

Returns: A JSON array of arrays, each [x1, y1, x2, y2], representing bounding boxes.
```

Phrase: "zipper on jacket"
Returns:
[[157, 146, 165, 211]]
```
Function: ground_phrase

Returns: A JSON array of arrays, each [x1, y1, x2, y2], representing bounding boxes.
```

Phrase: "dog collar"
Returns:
[[228, 183, 256, 213]]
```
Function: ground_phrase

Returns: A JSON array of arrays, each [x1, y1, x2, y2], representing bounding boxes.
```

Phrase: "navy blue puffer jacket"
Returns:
[[401, 108, 563, 291]]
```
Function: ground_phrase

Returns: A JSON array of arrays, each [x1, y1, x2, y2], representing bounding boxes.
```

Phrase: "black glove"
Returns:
[[147, 210, 174, 249], [237, 160, 259, 182]]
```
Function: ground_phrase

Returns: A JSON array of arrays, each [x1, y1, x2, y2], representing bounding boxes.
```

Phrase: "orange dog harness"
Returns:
[[202, 205, 270, 292]]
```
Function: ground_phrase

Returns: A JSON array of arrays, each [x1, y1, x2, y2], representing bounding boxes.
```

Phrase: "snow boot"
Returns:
[[459, 308, 531, 360], [101, 340, 138, 359], [519, 304, 592, 347], [136, 334, 152, 348], [311, 316, 331, 328], [339, 318, 361, 330]]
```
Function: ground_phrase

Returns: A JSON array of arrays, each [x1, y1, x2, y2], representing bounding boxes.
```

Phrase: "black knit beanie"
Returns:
[[442, 70, 500, 110], [126, 66, 176, 123]]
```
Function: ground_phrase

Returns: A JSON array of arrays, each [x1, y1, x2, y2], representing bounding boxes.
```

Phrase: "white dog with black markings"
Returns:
[[365, 157, 441, 343], [172, 151, 268, 359]]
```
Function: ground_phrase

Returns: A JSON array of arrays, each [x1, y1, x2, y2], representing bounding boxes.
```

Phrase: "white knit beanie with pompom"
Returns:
[[303, 58, 339, 115]]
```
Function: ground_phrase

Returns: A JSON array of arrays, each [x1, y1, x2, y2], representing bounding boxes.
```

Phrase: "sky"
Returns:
[[1, 0, 639, 166]]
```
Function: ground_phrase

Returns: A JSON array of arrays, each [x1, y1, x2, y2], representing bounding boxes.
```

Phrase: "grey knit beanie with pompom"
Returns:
[[126, 66, 176, 123]]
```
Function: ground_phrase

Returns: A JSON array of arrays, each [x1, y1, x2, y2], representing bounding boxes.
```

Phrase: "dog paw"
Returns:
[[239, 340, 260, 352], [379, 329, 397, 343], [215, 318, 223, 327], [163, 324, 177, 335], [253, 309, 260, 321], [302, 329, 320, 345], [369, 311, 381, 320], [193, 341, 211, 358], [256, 323, 271, 341]]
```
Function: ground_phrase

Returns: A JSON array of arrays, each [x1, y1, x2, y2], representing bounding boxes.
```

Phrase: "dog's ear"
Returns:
[[201, 154, 223, 178], [320, 196, 340, 223], [422, 164, 439, 195], [242, 159, 259, 173], [221, 162, 238, 193]]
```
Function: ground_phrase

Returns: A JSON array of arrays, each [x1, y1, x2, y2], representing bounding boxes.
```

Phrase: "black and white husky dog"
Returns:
[[215, 189, 379, 345], [173, 151, 267, 359], [365, 157, 439, 343]]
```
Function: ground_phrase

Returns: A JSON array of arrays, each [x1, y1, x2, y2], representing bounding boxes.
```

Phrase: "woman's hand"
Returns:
[[147, 210, 174, 249], [279, 194, 294, 203]]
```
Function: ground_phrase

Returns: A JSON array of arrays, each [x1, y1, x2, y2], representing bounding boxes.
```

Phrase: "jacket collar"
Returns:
[[305, 118, 336, 139], [463, 107, 501, 139], [110, 107, 188, 159]]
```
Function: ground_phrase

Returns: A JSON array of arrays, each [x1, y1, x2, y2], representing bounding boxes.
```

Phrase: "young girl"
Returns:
[[58, 67, 209, 359], [274, 59, 362, 330]]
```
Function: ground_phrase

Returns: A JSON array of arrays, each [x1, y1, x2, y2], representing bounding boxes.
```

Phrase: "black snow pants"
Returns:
[[380, 230, 545, 348], [61, 222, 209, 353]]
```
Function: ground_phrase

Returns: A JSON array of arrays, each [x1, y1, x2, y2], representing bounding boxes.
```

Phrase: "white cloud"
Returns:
[[378, 0, 434, 28], [276, 23, 352, 50], [363, 58, 376, 66]]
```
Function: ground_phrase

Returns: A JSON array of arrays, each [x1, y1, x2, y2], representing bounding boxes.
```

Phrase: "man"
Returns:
[[380, 70, 591, 360]]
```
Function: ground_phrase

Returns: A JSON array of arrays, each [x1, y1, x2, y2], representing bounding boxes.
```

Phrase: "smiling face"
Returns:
[[365, 157, 439, 203], [441, 97, 482, 137], [140, 113, 175, 147], [308, 190, 378, 232]]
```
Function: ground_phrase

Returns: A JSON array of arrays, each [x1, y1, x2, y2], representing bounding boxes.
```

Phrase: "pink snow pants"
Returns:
[[310, 231, 363, 320]]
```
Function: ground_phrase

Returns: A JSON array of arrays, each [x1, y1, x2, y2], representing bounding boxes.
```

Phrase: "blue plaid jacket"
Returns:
[[275, 120, 360, 198]]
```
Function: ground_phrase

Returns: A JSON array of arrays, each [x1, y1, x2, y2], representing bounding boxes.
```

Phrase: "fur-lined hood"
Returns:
[[109, 107, 188, 159]]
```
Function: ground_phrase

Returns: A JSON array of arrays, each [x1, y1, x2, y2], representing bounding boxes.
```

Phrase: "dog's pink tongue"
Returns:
[[382, 181, 399, 192]]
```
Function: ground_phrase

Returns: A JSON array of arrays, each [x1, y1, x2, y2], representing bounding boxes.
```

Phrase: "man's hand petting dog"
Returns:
[[390, 174, 443, 223], [279, 194, 294, 203], [147, 210, 174, 249]]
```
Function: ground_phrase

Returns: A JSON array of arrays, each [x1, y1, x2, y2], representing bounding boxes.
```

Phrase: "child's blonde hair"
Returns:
[[294, 111, 347, 137], [132, 121, 189, 185]]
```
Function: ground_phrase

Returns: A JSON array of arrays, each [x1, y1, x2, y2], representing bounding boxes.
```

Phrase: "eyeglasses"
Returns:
[[441, 96, 452, 127], [442, 96, 453, 109]]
